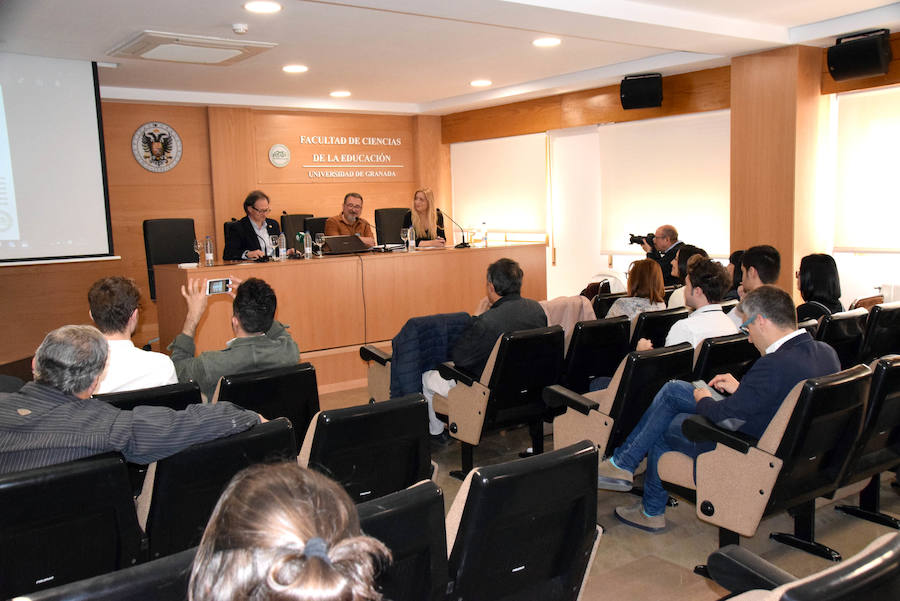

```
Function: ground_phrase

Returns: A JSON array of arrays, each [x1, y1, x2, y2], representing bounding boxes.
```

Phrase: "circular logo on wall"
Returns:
[[131, 122, 183, 172], [268, 143, 291, 168]]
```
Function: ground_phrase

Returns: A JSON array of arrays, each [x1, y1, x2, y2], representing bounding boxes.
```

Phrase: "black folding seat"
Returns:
[[93, 381, 201, 411], [629, 307, 690, 349], [140, 418, 296, 559], [559, 316, 631, 394], [858, 301, 900, 364], [445, 440, 601, 601], [0, 453, 145, 598], [299, 395, 433, 502], [358, 480, 448, 601], [692, 332, 760, 382], [374, 207, 410, 245], [815, 308, 869, 369], [22, 547, 195, 601], [707, 532, 900, 601], [591, 291, 626, 319], [142, 218, 196, 299], [547, 343, 694, 459], [433, 325, 565, 478], [213, 362, 319, 452]]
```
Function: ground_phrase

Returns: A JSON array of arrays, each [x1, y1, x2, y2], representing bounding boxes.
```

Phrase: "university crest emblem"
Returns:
[[131, 122, 183, 172]]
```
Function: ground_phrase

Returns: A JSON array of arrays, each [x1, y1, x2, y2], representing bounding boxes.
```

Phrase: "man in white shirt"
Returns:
[[727, 244, 781, 327], [637, 257, 737, 350], [88, 276, 177, 394]]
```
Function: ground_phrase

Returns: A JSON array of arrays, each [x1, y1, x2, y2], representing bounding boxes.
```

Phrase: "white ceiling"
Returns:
[[0, 0, 898, 115]]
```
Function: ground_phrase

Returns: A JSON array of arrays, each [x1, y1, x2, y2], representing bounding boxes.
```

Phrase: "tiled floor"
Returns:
[[321, 387, 900, 601]]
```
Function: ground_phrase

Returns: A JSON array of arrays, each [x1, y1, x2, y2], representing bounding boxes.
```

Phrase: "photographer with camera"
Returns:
[[631, 225, 682, 287]]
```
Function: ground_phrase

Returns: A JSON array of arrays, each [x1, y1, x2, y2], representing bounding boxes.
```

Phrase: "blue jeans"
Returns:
[[611, 380, 701, 516]]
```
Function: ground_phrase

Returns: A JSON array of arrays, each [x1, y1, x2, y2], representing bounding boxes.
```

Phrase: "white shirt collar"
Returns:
[[765, 329, 805, 355]]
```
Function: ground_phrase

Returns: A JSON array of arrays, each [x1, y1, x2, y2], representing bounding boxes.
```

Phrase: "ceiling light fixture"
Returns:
[[533, 37, 561, 48], [283, 64, 308, 73], [330, 90, 351, 98], [244, 1, 282, 14], [470, 79, 492, 87]]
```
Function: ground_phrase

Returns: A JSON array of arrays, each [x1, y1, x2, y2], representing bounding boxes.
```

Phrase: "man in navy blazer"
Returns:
[[223, 190, 282, 260], [596, 285, 840, 532]]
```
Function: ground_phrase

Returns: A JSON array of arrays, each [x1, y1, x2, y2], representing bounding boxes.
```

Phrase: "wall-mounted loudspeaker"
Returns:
[[620, 73, 663, 110], [827, 29, 892, 82]]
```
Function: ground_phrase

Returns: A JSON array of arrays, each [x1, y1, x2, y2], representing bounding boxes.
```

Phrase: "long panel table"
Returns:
[[155, 244, 547, 391]]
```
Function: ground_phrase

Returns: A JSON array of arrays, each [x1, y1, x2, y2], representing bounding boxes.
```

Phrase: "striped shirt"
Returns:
[[0, 382, 259, 475]]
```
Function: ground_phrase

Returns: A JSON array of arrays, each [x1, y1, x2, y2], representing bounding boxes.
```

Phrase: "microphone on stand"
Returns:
[[436, 208, 470, 249]]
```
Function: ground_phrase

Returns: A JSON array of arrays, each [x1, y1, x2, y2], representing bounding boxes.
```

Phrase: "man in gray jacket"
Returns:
[[169, 277, 300, 400]]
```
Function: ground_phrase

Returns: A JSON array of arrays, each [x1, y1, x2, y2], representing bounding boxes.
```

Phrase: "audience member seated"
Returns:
[[728, 244, 781, 326], [637, 257, 738, 351], [325, 192, 376, 247], [420, 258, 546, 442], [0, 325, 262, 475], [666, 244, 708, 309], [88, 276, 177, 393], [641, 224, 683, 287], [169, 277, 300, 401], [189, 463, 390, 601], [796, 253, 844, 322], [596, 286, 839, 533], [222, 190, 283, 261], [402, 187, 445, 248], [723, 250, 744, 301], [605, 259, 666, 321]]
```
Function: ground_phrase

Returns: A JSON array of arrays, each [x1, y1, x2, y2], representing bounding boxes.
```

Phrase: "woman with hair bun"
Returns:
[[190, 463, 390, 601]]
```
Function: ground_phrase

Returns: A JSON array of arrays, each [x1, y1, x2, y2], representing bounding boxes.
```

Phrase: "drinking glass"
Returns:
[[192, 239, 202, 263], [269, 235, 279, 257], [314, 233, 325, 256], [400, 228, 410, 250]]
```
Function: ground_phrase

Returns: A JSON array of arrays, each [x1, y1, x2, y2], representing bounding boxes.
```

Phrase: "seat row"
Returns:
[[6, 441, 602, 601], [0, 367, 437, 598]]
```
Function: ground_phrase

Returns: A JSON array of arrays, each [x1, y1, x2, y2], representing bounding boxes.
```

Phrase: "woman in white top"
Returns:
[[607, 259, 667, 321]]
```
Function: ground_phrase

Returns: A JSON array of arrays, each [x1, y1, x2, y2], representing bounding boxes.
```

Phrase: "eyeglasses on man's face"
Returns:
[[250, 205, 271, 214], [739, 313, 759, 335]]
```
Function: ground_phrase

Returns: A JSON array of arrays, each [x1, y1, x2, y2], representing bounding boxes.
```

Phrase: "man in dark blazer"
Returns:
[[596, 285, 840, 532], [642, 224, 683, 287], [223, 190, 281, 260]]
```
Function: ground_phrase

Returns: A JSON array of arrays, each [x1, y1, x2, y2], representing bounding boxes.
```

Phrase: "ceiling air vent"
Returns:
[[108, 30, 276, 66]]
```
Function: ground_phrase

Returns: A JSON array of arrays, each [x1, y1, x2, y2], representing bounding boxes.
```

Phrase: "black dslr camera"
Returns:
[[628, 232, 655, 247]]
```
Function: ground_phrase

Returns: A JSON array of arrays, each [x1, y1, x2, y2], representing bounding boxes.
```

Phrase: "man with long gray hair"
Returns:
[[0, 325, 262, 475]]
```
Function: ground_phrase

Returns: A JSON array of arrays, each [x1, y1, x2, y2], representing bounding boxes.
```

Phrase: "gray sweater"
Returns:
[[169, 320, 300, 400]]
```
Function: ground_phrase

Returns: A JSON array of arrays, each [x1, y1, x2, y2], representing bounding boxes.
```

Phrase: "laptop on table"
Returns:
[[323, 235, 371, 255]]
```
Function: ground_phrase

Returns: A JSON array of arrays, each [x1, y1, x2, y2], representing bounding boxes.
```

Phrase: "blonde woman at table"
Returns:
[[402, 187, 445, 247]]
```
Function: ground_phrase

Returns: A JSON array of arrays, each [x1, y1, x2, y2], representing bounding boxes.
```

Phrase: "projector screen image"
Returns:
[[0, 52, 111, 263]]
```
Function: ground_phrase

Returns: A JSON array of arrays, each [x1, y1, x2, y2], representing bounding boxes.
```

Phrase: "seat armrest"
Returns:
[[682, 415, 755, 454], [438, 362, 476, 387], [707, 544, 796, 594], [359, 344, 391, 365], [542, 385, 599, 415]]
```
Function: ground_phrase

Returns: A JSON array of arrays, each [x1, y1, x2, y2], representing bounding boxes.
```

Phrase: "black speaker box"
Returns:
[[827, 29, 892, 82], [620, 73, 663, 110]]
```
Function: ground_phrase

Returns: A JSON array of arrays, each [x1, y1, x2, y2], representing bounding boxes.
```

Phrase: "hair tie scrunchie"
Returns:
[[303, 537, 331, 565]]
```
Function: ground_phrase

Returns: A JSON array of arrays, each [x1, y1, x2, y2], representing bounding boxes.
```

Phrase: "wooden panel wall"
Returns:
[[730, 46, 823, 295], [442, 67, 731, 144], [0, 103, 213, 365], [1, 104, 450, 367]]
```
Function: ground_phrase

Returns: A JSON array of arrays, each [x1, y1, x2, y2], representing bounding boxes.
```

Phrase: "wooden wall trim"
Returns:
[[821, 32, 900, 95], [208, 107, 256, 254], [441, 66, 730, 144]]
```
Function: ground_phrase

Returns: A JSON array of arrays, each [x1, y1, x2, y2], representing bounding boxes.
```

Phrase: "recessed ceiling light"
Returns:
[[533, 37, 561, 48], [330, 90, 351, 98], [244, 1, 282, 14], [470, 79, 492, 87], [282, 64, 308, 73]]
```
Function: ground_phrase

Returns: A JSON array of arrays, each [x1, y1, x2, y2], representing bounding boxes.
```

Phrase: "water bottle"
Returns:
[[480, 222, 488, 248], [408, 231, 415, 252], [204, 235, 214, 266], [278, 232, 287, 260], [303, 230, 312, 259]]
